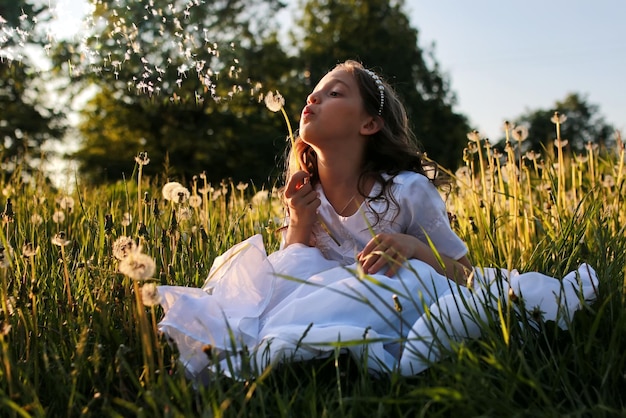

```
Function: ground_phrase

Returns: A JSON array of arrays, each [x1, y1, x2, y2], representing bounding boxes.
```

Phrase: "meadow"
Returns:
[[0, 116, 625, 417]]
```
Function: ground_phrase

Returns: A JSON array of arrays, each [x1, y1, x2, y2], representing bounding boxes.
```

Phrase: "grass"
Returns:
[[0, 118, 625, 417]]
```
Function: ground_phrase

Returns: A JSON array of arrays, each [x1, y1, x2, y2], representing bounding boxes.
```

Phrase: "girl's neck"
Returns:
[[315, 154, 375, 216]]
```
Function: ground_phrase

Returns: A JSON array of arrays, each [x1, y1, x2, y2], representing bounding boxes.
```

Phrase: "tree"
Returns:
[[53, 0, 290, 186], [289, 0, 470, 170], [512, 93, 615, 153], [0, 0, 66, 181]]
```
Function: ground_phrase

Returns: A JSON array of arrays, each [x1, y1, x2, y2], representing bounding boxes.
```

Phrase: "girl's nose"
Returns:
[[307, 92, 319, 104]]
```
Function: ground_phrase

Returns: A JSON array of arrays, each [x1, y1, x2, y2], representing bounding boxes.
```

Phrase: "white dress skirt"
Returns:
[[157, 234, 598, 380]]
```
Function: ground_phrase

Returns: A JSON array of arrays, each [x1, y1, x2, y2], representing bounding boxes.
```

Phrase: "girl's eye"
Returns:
[[329, 91, 340, 97]]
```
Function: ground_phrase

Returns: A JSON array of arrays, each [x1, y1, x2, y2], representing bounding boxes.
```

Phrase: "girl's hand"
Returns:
[[358, 233, 419, 277], [284, 171, 320, 246]]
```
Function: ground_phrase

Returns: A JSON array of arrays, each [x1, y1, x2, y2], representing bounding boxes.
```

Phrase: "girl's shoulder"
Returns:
[[383, 171, 432, 189]]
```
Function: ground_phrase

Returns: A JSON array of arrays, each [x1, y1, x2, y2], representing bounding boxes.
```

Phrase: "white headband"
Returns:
[[363, 69, 385, 115]]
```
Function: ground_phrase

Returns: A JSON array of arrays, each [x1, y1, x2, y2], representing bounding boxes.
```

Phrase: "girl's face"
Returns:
[[299, 68, 374, 151]]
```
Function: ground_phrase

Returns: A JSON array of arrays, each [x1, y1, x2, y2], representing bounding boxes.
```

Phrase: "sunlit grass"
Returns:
[[0, 116, 625, 416]]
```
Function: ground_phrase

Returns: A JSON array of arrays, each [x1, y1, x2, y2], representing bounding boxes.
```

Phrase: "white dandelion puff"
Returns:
[[112, 236, 137, 260], [118, 248, 156, 281], [264, 90, 285, 112], [141, 282, 161, 307]]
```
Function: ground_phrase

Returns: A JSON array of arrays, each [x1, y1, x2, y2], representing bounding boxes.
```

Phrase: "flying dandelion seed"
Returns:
[[112, 236, 137, 260], [141, 282, 161, 307], [118, 248, 156, 281]]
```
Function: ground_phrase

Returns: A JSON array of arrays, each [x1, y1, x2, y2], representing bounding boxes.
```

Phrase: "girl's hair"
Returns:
[[284, 60, 442, 218]]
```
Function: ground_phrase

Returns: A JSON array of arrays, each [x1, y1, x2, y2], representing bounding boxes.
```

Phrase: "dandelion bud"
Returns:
[[508, 287, 519, 303], [2, 198, 14, 223], [104, 214, 114, 234], [392, 294, 403, 313]]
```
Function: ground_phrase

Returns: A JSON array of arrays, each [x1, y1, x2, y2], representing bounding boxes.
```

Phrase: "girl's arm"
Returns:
[[282, 171, 320, 247], [358, 232, 472, 285]]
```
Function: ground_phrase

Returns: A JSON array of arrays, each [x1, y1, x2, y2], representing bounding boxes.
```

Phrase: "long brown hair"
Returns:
[[284, 60, 442, 218]]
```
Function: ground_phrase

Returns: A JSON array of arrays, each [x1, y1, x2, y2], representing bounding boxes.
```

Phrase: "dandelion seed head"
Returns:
[[264, 90, 284, 112], [235, 181, 248, 191], [121, 212, 132, 227], [51, 231, 71, 247], [57, 196, 75, 211], [602, 175, 615, 188], [30, 213, 43, 225], [118, 248, 155, 280], [173, 186, 190, 203], [112, 236, 137, 260], [135, 151, 150, 165], [22, 242, 38, 258], [52, 210, 65, 224], [512, 125, 529, 142], [188, 195, 202, 208], [550, 112, 567, 125], [141, 282, 161, 306], [466, 130, 481, 143], [554, 138, 569, 149], [162, 181, 183, 201], [524, 150, 540, 161], [251, 190, 269, 206]]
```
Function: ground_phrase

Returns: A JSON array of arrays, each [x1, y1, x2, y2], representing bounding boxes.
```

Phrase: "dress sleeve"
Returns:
[[394, 173, 468, 260]]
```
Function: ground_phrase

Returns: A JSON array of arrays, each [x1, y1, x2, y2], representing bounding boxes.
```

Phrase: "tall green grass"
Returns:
[[0, 117, 624, 417]]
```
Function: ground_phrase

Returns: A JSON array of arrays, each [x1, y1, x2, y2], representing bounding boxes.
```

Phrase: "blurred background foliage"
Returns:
[[0, 0, 616, 187]]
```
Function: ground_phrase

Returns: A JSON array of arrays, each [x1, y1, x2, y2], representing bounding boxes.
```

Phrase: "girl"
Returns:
[[157, 61, 597, 380]]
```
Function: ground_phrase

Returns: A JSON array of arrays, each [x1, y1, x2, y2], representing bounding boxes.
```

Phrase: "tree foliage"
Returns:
[[514, 93, 615, 153], [290, 0, 470, 170], [53, 0, 289, 185], [0, 0, 66, 181]]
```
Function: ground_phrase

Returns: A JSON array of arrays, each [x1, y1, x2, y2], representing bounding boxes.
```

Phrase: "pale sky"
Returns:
[[45, 0, 626, 142], [407, 1, 626, 140]]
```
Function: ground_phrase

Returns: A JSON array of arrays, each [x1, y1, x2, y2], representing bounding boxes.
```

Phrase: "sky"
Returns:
[[406, 1, 626, 140], [43, 0, 626, 141]]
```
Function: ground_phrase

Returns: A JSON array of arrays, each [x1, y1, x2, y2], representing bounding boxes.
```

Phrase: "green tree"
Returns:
[[53, 0, 290, 186], [0, 0, 66, 181], [512, 93, 615, 153], [289, 0, 470, 170]]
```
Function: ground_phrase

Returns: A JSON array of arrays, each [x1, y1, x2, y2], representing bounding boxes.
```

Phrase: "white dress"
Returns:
[[157, 172, 598, 380]]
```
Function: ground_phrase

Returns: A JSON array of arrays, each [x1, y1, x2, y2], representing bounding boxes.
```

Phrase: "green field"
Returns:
[[1, 122, 625, 417]]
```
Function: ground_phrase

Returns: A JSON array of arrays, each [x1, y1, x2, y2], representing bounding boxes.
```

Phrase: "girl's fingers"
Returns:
[[285, 171, 310, 197]]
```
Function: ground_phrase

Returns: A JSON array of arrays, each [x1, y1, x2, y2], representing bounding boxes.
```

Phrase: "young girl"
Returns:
[[157, 61, 597, 380]]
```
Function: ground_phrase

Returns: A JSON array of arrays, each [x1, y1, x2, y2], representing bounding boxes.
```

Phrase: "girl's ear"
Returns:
[[360, 116, 384, 136]]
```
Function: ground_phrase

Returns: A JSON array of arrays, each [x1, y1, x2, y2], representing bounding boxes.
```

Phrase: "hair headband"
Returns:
[[363, 69, 385, 115]]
